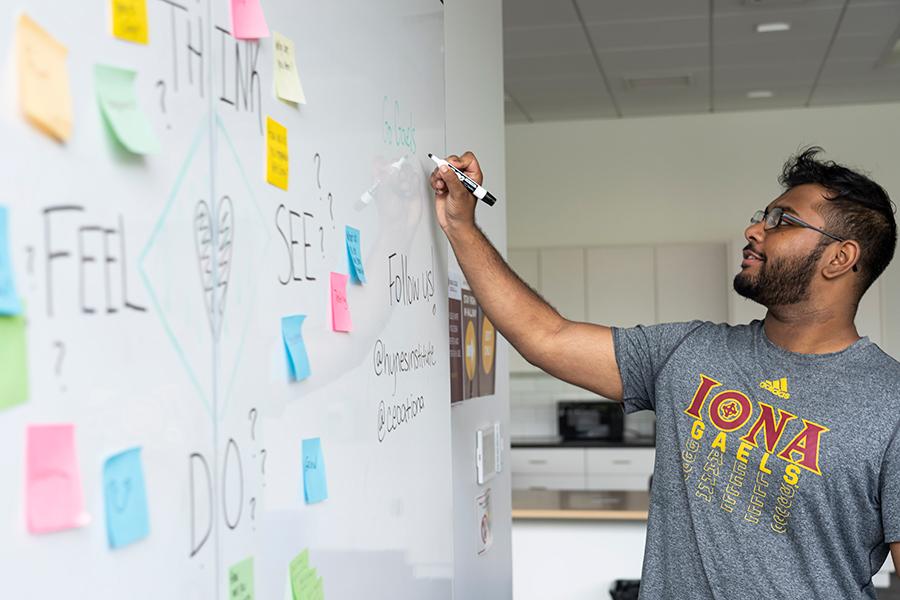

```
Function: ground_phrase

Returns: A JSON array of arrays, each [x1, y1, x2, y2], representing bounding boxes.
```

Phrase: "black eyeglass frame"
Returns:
[[750, 208, 846, 242], [749, 207, 859, 272]]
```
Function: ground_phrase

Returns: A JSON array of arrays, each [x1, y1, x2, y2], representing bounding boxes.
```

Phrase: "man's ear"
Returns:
[[822, 240, 861, 280]]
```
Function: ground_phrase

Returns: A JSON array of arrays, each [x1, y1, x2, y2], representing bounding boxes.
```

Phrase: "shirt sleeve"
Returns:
[[882, 425, 900, 543], [612, 321, 704, 414]]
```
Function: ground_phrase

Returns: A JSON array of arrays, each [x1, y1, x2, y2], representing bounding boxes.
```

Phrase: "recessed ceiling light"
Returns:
[[756, 22, 791, 33], [747, 90, 775, 99]]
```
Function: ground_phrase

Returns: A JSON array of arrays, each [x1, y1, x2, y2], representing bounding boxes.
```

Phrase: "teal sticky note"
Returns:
[[345, 226, 366, 284], [0, 206, 23, 316], [103, 447, 150, 548], [94, 64, 160, 154], [302, 438, 327, 504], [281, 315, 311, 381]]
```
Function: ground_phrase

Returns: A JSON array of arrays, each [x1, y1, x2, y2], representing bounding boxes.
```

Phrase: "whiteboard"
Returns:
[[0, 1, 451, 598]]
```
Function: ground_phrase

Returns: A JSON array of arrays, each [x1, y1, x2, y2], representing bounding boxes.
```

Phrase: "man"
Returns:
[[432, 148, 900, 599]]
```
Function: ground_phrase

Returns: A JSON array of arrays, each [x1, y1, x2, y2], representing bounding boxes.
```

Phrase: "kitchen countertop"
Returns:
[[512, 489, 650, 521], [511, 436, 655, 448]]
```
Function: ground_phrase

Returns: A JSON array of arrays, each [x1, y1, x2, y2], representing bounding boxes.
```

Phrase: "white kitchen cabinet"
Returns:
[[655, 243, 728, 324], [508, 249, 541, 373], [586, 245, 656, 327], [512, 474, 587, 491], [585, 448, 655, 491], [539, 248, 586, 322], [511, 448, 585, 475]]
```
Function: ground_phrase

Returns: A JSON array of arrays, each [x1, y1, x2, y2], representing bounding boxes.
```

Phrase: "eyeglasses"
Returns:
[[750, 207, 846, 242]]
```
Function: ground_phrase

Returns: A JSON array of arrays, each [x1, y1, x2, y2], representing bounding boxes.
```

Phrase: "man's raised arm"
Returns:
[[432, 152, 624, 401]]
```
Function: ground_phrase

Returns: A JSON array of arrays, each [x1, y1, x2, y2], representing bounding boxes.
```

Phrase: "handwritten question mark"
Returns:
[[53, 341, 66, 391], [328, 193, 334, 229], [249, 497, 256, 522], [24, 246, 35, 276], [248, 408, 258, 441], [319, 226, 324, 256], [260, 449, 267, 476], [155, 80, 167, 113], [313, 153, 322, 189]]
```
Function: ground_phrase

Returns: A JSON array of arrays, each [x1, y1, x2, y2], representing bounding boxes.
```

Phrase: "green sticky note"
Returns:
[[0, 315, 28, 411], [229, 557, 253, 600], [289, 549, 309, 596], [94, 64, 160, 154]]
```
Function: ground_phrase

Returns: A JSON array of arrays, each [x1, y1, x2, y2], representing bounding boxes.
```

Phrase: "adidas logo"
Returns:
[[760, 377, 790, 399]]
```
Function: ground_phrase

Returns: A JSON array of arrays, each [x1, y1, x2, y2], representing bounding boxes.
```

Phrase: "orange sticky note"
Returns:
[[266, 117, 288, 190], [330, 272, 352, 332], [111, 0, 149, 45], [16, 14, 73, 142], [25, 424, 89, 534]]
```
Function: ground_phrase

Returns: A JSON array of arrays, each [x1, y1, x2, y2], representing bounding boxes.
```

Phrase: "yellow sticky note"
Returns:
[[266, 117, 289, 190], [16, 14, 73, 142], [111, 0, 149, 44], [273, 32, 306, 104]]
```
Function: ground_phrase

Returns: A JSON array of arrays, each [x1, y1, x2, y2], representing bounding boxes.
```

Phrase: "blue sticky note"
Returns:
[[345, 226, 366, 284], [103, 447, 150, 548], [282, 315, 311, 381], [0, 206, 23, 316], [302, 438, 328, 504]]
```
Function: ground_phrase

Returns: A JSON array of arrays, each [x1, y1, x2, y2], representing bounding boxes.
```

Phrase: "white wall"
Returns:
[[506, 102, 900, 358], [444, 0, 512, 598]]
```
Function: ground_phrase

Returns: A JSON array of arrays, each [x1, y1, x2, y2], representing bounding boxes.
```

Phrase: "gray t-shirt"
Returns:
[[613, 320, 900, 599]]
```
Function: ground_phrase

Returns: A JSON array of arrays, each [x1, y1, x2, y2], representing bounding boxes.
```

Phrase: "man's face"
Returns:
[[733, 184, 832, 307]]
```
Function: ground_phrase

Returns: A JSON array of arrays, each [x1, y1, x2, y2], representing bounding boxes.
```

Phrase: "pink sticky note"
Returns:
[[25, 424, 89, 534], [330, 272, 352, 332], [230, 0, 270, 39]]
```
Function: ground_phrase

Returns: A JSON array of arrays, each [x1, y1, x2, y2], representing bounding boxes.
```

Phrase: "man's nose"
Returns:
[[745, 220, 765, 245]]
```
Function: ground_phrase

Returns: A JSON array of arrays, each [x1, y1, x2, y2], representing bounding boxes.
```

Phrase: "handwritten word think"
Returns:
[[373, 338, 437, 394], [377, 394, 425, 443]]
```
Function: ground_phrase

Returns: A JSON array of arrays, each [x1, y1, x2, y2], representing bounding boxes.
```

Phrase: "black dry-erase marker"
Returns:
[[428, 153, 497, 206]]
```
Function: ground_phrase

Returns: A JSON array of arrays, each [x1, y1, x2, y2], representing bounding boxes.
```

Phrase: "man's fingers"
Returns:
[[439, 165, 469, 197]]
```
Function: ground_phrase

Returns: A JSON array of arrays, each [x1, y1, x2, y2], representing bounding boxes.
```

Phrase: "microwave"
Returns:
[[558, 401, 624, 442]]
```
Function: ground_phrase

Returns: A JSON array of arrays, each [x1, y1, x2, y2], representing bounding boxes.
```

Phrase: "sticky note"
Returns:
[[0, 315, 29, 411], [16, 13, 73, 141], [281, 315, 311, 381], [231, 0, 269, 40], [330, 272, 352, 332], [103, 447, 150, 548], [302, 438, 327, 504], [345, 226, 366, 284], [289, 550, 311, 600], [94, 64, 160, 154], [273, 32, 306, 104], [266, 117, 289, 190], [229, 557, 254, 600], [25, 424, 88, 533], [111, 0, 149, 44], [0, 206, 23, 316]]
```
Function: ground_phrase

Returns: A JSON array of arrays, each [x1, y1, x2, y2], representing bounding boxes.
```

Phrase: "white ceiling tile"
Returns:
[[810, 80, 900, 105], [839, 2, 900, 37], [599, 45, 709, 74], [503, 0, 581, 28], [576, 0, 708, 22], [504, 54, 599, 82], [506, 75, 610, 99], [714, 61, 820, 89], [827, 34, 896, 62], [617, 72, 710, 115], [504, 25, 591, 58], [586, 17, 708, 51], [715, 36, 831, 66], [714, 0, 845, 17], [715, 85, 810, 111], [714, 5, 843, 44], [819, 59, 900, 83]]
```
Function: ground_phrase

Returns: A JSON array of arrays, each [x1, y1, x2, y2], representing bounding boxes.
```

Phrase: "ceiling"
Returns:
[[503, 0, 900, 122]]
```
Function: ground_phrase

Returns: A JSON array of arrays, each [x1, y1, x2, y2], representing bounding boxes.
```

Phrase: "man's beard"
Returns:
[[733, 243, 826, 306]]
